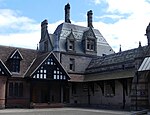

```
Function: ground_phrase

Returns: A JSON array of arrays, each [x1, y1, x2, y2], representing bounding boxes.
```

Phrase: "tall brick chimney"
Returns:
[[87, 10, 93, 28], [65, 3, 71, 23], [41, 19, 48, 39], [146, 23, 150, 45]]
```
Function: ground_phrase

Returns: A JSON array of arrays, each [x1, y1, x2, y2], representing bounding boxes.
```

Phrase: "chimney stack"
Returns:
[[65, 3, 71, 23], [41, 19, 48, 38], [87, 10, 93, 28], [146, 23, 150, 45]]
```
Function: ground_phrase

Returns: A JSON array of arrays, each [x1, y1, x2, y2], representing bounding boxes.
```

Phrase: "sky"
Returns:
[[0, 0, 150, 52]]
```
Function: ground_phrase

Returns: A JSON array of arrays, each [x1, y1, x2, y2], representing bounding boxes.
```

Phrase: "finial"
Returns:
[[139, 41, 141, 47], [37, 44, 39, 50], [119, 44, 122, 52]]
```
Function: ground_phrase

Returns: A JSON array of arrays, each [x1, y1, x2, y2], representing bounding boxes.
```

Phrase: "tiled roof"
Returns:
[[24, 52, 50, 77], [86, 46, 147, 74], [53, 22, 114, 56], [0, 45, 37, 78], [84, 69, 135, 82]]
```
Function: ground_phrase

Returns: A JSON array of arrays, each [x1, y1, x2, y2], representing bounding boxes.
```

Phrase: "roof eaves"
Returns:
[[0, 59, 12, 76], [23, 58, 36, 77]]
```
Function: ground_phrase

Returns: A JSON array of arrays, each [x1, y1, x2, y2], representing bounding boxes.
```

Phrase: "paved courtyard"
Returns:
[[0, 108, 131, 115]]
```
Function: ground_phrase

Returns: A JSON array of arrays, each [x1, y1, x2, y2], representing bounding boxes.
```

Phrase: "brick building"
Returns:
[[0, 3, 150, 110]]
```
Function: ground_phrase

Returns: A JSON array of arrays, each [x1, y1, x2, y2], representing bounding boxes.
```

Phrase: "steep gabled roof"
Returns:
[[0, 45, 37, 77], [8, 49, 23, 60], [24, 52, 50, 77], [24, 52, 70, 80]]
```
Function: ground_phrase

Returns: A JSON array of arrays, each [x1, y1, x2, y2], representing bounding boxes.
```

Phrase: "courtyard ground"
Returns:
[[0, 108, 131, 115]]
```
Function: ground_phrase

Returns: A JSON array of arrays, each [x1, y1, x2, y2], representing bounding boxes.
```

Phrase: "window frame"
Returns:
[[86, 39, 95, 51], [69, 58, 75, 71], [8, 82, 23, 97]]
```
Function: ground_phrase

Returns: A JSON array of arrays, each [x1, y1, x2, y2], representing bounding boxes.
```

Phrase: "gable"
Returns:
[[67, 30, 75, 40], [25, 52, 70, 80], [9, 49, 23, 60], [83, 27, 96, 40], [87, 28, 95, 38]]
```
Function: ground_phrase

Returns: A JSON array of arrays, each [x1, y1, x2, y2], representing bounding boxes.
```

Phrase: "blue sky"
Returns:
[[0, 0, 150, 52]]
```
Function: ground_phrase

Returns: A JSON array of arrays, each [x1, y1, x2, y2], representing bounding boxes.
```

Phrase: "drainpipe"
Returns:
[[88, 83, 91, 105], [5, 78, 8, 108], [136, 72, 139, 111], [122, 80, 126, 109]]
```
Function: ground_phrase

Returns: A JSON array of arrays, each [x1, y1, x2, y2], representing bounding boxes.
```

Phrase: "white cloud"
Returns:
[[0, 0, 150, 53], [0, 9, 40, 32], [96, 14, 125, 20], [0, 32, 40, 49], [94, 0, 101, 4], [88, 0, 101, 5], [106, 0, 150, 15], [0, 8, 64, 49], [92, 0, 150, 52], [0, 9, 41, 49]]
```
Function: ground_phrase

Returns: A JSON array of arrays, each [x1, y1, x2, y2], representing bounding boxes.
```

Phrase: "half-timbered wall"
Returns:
[[32, 56, 67, 80]]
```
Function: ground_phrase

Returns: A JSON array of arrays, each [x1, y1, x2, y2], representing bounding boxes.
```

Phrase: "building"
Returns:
[[0, 3, 149, 110]]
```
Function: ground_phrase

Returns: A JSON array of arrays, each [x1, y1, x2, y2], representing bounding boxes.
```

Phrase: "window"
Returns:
[[9, 51, 22, 73], [9, 82, 23, 97], [72, 83, 77, 95], [69, 41, 74, 50], [69, 58, 75, 71], [66, 30, 75, 52], [105, 81, 115, 97], [9, 82, 13, 96], [33, 57, 67, 80], [87, 39, 95, 51], [11, 59, 20, 72]]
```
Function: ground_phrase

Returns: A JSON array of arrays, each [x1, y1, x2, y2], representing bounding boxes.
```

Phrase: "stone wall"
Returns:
[[70, 79, 132, 109], [6, 78, 30, 108], [60, 53, 92, 73], [0, 76, 7, 108], [131, 72, 149, 110]]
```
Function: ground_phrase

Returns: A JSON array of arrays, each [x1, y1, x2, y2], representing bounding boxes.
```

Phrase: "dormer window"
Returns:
[[11, 59, 20, 73], [87, 39, 94, 51], [66, 29, 76, 52], [82, 27, 97, 55], [69, 40, 75, 50], [8, 49, 23, 73]]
